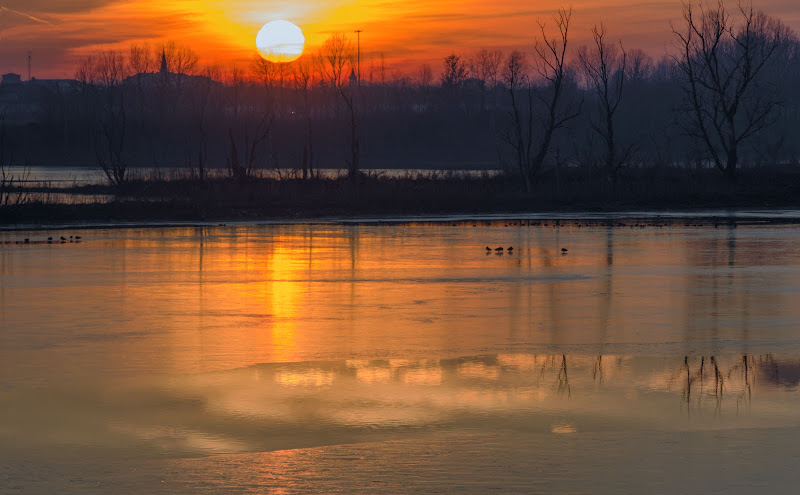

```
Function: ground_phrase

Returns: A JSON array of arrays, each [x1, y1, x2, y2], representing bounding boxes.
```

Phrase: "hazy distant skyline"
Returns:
[[1, 0, 798, 79]]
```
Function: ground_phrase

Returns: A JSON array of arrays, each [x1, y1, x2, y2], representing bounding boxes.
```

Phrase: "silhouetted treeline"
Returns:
[[1, 1, 799, 188]]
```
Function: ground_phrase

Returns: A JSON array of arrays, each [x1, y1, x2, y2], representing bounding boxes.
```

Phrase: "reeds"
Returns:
[[2, 164, 800, 224]]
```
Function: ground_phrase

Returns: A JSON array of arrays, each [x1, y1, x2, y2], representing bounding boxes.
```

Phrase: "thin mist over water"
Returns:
[[2, 222, 800, 492]]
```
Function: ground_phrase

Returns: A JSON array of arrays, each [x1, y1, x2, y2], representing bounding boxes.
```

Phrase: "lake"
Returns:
[[2, 219, 800, 493]]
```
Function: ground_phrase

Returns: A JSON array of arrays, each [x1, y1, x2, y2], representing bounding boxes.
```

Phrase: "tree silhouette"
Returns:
[[503, 7, 580, 192], [673, 0, 788, 181], [440, 53, 468, 89], [579, 24, 632, 181], [320, 34, 360, 181], [75, 50, 130, 186], [289, 57, 318, 180], [468, 48, 504, 109]]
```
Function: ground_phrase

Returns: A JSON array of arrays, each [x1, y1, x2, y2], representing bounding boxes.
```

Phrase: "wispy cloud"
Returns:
[[0, 6, 52, 25], [1, 1, 115, 15], [0, 0, 798, 78]]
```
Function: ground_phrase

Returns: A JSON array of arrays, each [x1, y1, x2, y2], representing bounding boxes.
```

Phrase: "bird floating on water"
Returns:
[[486, 246, 492, 251], [495, 247, 504, 251], [561, 248, 568, 253], [508, 247, 514, 252]]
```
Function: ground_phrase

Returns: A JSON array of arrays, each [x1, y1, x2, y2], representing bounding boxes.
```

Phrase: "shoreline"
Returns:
[[4, 207, 800, 232], [4, 166, 800, 228]]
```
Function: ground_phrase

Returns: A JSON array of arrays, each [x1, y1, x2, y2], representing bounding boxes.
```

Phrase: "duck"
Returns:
[[561, 248, 568, 253], [486, 246, 492, 252], [507, 246, 514, 252], [495, 247, 504, 252]]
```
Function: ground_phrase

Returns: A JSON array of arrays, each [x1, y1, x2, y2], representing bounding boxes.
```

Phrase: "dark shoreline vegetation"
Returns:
[[2, 166, 800, 226]]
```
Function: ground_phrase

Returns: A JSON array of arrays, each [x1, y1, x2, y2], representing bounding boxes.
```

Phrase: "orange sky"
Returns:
[[1, 0, 798, 79]]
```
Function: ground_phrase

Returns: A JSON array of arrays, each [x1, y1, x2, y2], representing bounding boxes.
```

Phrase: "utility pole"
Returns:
[[354, 29, 362, 86], [27, 51, 31, 81]]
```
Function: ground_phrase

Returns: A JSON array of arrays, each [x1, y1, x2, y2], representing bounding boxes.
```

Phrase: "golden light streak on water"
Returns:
[[2, 221, 800, 494]]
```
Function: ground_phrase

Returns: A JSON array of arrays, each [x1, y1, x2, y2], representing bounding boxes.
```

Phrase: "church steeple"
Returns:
[[160, 50, 168, 74]]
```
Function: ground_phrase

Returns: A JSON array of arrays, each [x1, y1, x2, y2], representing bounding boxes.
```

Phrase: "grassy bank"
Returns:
[[1, 167, 799, 224]]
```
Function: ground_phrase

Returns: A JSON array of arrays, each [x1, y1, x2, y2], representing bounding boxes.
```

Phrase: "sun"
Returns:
[[256, 20, 305, 63]]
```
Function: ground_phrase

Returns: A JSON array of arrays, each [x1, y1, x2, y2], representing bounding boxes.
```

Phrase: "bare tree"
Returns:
[[157, 41, 199, 76], [188, 65, 220, 181], [320, 33, 360, 180], [76, 50, 130, 186], [530, 8, 581, 182], [469, 48, 504, 108], [416, 63, 434, 88], [378, 53, 387, 86], [319, 33, 353, 89], [579, 24, 632, 180], [127, 42, 154, 109], [225, 65, 274, 181], [251, 55, 289, 117], [502, 50, 533, 186], [672, 0, 788, 181], [251, 56, 282, 88], [504, 7, 580, 192], [481, 49, 505, 89], [290, 56, 319, 179], [440, 53, 468, 89], [625, 48, 654, 83], [128, 43, 155, 75]]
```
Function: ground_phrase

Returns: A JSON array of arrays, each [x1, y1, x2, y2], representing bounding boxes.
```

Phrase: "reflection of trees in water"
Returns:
[[271, 353, 796, 415], [674, 354, 786, 416], [593, 355, 604, 385], [738, 355, 754, 411], [758, 355, 800, 388], [558, 355, 571, 397]]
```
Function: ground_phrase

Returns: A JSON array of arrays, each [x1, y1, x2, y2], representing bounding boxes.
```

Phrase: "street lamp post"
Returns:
[[354, 29, 362, 86]]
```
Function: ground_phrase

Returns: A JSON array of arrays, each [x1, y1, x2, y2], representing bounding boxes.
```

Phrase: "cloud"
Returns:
[[0, 6, 52, 25], [0, 1, 201, 78], [1, 0, 798, 79], [2, 1, 115, 15]]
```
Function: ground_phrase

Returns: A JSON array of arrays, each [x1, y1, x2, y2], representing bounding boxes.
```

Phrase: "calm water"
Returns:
[[2, 221, 800, 493]]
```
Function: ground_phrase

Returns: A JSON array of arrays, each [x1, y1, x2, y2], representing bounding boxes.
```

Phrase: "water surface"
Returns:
[[2, 221, 800, 492]]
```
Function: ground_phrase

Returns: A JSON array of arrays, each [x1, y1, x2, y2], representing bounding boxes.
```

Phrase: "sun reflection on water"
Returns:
[[4, 223, 800, 380], [3, 223, 800, 462]]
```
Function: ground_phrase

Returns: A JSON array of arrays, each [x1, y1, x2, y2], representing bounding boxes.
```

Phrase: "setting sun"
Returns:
[[256, 20, 305, 63]]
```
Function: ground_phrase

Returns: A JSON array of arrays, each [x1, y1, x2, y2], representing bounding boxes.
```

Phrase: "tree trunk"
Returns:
[[726, 148, 738, 183], [302, 146, 308, 180], [348, 100, 359, 182]]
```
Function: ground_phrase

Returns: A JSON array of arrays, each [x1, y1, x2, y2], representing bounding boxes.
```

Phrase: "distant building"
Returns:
[[124, 49, 218, 90], [29, 78, 82, 93], [160, 51, 168, 74], [0, 73, 80, 125], [1, 73, 22, 86]]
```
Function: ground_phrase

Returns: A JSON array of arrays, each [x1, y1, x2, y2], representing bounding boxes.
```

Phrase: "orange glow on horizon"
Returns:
[[3, 0, 799, 80]]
